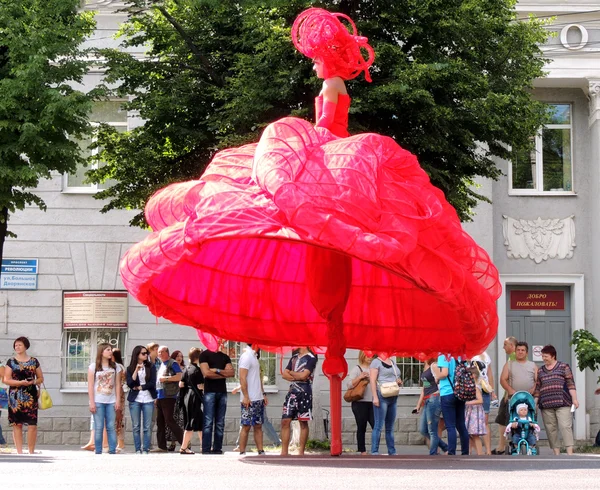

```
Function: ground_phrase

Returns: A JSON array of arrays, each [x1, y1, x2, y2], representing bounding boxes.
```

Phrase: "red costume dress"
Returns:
[[120, 7, 500, 455], [120, 94, 500, 359]]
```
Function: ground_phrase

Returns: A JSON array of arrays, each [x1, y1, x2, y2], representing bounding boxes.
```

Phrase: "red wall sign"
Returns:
[[510, 290, 565, 310]]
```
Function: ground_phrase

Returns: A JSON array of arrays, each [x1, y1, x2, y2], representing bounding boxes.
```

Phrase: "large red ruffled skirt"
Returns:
[[120, 117, 500, 358]]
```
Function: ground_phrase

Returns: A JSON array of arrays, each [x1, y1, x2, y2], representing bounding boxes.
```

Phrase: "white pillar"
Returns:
[[582, 78, 600, 440]]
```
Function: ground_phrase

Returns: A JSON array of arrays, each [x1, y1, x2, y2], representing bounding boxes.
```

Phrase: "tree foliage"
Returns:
[[571, 329, 600, 383], [0, 0, 95, 261], [89, 0, 549, 227]]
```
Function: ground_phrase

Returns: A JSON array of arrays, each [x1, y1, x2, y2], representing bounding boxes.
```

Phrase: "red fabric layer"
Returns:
[[121, 116, 501, 359]]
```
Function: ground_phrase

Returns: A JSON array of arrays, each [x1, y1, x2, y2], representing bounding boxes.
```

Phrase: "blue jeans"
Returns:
[[129, 401, 154, 452], [419, 395, 448, 455], [371, 392, 397, 455], [93, 403, 117, 454], [512, 430, 536, 449], [202, 392, 227, 453], [0, 411, 6, 445], [440, 393, 469, 455]]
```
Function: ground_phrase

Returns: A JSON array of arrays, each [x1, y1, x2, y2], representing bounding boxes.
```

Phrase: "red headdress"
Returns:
[[292, 7, 375, 82]]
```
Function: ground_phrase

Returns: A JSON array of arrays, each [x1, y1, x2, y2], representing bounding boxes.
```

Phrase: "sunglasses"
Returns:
[[140, 352, 149, 355]]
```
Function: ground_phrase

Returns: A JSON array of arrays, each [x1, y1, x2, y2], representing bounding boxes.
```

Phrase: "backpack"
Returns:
[[162, 359, 180, 397], [451, 360, 477, 402]]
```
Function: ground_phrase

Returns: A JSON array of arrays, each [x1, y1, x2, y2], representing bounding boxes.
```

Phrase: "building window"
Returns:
[[396, 357, 425, 392], [61, 291, 129, 388], [510, 104, 573, 195], [223, 342, 277, 388], [63, 100, 127, 193], [61, 328, 128, 387]]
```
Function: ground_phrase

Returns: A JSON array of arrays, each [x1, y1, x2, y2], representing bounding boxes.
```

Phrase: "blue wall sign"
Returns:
[[0, 259, 39, 290]]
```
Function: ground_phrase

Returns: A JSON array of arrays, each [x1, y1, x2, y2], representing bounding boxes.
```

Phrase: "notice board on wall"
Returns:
[[63, 291, 128, 328]]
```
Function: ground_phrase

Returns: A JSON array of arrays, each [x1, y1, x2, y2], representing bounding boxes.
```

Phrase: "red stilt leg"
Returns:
[[329, 375, 342, 456]]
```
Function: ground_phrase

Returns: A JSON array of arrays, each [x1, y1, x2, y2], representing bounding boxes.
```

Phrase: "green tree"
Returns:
[[89, 0, 549, 227], [571, 330, 600, 384], [0, 0, 95, 262]]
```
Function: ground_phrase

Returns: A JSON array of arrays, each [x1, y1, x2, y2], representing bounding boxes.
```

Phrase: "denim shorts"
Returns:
[[482, 392, 491, 414]]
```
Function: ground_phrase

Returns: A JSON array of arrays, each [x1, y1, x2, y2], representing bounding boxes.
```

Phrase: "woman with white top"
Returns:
[[346, 351, 374, 455], [87, 343, 123, 455], [370, 355, 403, 455], [126, 345, 157, 454]]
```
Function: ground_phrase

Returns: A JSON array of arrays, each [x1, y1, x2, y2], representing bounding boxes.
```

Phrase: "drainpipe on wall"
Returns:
[[0, 294, 7, 334]]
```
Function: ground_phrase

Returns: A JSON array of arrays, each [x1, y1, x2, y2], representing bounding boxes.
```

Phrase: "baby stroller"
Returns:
[[506, 391, 539, 456]]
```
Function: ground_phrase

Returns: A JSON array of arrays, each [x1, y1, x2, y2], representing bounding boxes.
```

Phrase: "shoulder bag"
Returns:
[[475, 361, 493, 394], [344, 366, 369, 402], [39, 382, 53, 410], [379, 361, 401, 398], [163, 359, 180, 397]]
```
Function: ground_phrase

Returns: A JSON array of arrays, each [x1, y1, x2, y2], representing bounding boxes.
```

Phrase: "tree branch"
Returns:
[[0, 206, 8, 263], [155, 6, 225, 87]]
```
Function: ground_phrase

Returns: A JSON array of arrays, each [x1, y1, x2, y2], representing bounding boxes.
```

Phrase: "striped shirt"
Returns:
[[534, 361, 575, 409]]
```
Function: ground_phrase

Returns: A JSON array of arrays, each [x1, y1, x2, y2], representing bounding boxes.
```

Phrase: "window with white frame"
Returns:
[[63, 100, 128, 192], [61, 290, 128, 388], [510, 104, 573, 194], [396, 357, 425, 391], [61, 328, 128, 387], [223, 341, 277, 389]]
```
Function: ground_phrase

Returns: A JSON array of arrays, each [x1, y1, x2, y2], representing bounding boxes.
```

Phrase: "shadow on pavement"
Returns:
[[241, 454, 600, 471], [0, 454, 55, 464]]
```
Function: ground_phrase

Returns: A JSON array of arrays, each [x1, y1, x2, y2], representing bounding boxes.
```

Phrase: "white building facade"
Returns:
[[464, 1, 600, 440], [1, 0, 599, 447]]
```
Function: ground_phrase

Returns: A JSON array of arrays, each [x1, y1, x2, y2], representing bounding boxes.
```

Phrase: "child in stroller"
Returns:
[[504, 391, 540, 455]]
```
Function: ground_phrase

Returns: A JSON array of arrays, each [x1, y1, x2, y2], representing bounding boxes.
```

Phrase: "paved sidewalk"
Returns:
[[2, 443, 433, 455], [2, 444, 600, 490]]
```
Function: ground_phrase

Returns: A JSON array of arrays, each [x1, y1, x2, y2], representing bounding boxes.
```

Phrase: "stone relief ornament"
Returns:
[[502, 215, 575, 263], [589, 79, 600, 126]]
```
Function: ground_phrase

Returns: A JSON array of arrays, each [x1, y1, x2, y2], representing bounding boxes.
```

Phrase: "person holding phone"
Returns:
[[414, 358, 448, 455], [126, 345, 157, 454], [4, 337, 44, 454], [88, 344, 123, 455]]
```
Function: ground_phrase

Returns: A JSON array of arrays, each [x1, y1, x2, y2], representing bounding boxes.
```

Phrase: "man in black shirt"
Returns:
[[199, 340, 234, 454]]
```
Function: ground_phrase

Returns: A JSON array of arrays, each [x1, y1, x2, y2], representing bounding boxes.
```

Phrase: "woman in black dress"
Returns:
[[166, 350, 185, 451], [178, 347, 204, 454], [3, 337, 44, 454]]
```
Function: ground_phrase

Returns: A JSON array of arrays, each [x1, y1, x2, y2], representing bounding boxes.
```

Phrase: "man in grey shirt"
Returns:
[[500, 341, 538, 397]]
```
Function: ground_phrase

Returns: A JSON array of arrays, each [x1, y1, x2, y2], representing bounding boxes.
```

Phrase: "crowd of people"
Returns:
[[80, 339, 321, 456], [345, 338, 581, 456], [0, 335, 588, 456]]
